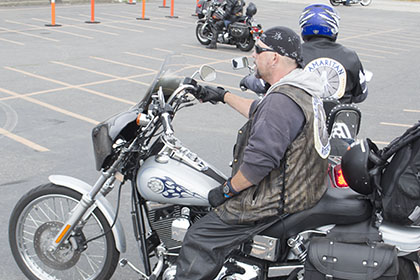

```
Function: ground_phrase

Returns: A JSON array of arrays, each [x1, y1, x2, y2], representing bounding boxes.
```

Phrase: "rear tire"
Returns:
[[236, 35, 255, 52], [9, 183, 120, 280], [360, 0, 372, 6], [329, 0, 341, 6], [397, 257, 418, 280], [196, 22, 212, 45]]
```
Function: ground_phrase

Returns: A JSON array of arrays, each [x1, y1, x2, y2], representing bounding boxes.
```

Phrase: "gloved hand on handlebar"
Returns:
[[196, 85, 228, 104], [208, 178, 239, 207]]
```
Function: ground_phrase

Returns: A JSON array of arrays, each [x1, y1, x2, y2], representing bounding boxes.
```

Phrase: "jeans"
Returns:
[[174, 211, 279, 279]]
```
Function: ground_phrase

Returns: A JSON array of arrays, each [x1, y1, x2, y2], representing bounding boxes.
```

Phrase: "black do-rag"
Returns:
[[260, 26, 304, 68]]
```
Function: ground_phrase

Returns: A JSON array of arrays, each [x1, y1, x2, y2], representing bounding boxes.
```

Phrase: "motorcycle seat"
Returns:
[[261, 186, 372, 239]]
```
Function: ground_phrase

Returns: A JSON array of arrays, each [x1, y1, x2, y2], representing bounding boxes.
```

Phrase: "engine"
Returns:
[[146, 202, 208, 250]]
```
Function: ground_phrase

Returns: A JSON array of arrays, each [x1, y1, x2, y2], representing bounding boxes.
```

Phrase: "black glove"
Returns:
[[196, 85, 228, 104], [208, 178, 239, 207]]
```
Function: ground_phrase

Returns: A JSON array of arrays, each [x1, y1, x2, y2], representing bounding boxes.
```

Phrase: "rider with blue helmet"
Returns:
[[241, 4, 368, 104]]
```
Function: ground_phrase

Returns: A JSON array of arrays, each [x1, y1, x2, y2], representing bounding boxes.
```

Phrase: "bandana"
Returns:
[[260, 26, 304, 68]]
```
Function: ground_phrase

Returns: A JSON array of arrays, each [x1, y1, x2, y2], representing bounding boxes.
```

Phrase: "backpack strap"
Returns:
[[380, 121, 420, 160]]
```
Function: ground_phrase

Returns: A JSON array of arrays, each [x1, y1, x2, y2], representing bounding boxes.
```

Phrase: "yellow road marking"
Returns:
[[96, 15, 166, 31], [380, 122, 413, 128], [1, 23, 59, 42], [90, 56, 158, 73], [0, 73, 155, 102], [181, 43, 247, 56], [5, 19, 94, 40], [124, 52, 165, 61], [340, 28, 404, 41], [404, 109, 420, 113], [4, 66, 136, 105], [0, 87, 99, 125], [0, 37, 24, 46], [33, 17, 119, 36], [51, 61, 152, 86], [0, 127, 49, 152], [96, 22, 144, 33]]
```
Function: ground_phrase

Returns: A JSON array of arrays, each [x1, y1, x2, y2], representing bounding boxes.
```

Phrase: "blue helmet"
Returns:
[[299, 4, 340, 42]]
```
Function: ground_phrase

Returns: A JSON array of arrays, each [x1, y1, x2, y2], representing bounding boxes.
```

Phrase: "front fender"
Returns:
[[49, 175, 126, 253]]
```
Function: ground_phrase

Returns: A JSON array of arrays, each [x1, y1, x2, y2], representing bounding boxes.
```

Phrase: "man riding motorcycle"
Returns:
[[207, 0, 245, 49], [175, 26, 330, 279], [241, 4, 368, 104]]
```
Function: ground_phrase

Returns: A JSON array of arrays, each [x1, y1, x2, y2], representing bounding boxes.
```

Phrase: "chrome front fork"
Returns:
[[47, 172, 115, 252]]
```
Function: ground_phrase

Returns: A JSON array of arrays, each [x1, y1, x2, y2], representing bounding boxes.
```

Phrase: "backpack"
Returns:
[[373, 121, 420, 225]]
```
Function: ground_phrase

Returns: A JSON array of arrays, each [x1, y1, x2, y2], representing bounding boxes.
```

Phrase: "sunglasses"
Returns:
[[255, 44, 277, 54]]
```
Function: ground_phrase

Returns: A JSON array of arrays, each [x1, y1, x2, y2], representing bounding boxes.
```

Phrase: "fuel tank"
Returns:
[[136, 156, 224, 206]]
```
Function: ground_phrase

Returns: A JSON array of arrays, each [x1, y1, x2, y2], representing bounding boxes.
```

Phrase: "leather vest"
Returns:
[[215, 85, 330, 224]]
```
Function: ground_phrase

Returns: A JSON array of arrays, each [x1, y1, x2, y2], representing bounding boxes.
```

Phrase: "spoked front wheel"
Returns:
[[9, 183, 120, 280], [196, 22, 212, 45]]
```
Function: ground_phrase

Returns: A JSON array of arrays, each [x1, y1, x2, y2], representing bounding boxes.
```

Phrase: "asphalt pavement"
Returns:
[[1, 0, 420, 279]]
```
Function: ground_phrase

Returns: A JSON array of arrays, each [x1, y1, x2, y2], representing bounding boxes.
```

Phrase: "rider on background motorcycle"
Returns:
[[175, 26, 330, 279], [241, 4, 368, 104], [207, 0, 245, 49]]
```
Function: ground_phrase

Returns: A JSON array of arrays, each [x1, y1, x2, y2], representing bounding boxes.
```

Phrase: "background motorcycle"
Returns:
[[195, 1, 262, 52], [9, 56, 417, 280], [330, 0, 372, 6]]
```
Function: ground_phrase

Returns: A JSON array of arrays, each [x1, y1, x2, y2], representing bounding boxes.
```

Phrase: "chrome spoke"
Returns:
[[15, 193, 108, 280]]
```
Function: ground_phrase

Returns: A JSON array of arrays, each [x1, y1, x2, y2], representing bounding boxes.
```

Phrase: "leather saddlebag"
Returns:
[[304, 237, 398, 280], [228, 22, 249, 39]]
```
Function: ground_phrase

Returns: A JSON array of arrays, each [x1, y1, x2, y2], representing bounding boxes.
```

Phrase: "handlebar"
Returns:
[[161, 111, 174, 135]]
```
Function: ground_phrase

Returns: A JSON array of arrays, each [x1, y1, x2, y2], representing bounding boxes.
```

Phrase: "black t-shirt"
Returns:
[[302, 37, 368, 104]]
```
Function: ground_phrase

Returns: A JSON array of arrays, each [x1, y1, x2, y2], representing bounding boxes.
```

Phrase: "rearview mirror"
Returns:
[[199, 65, 216, 82], [231, 56, 249, 70]]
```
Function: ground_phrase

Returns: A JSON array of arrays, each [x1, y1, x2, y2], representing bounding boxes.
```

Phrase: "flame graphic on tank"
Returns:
[[148, 176, 206, 200]]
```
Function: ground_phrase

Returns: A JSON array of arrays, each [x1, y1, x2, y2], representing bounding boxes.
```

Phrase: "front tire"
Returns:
[[329, 0, 341, 6], [9, 183, 120, 280], [196, 22, 212, 45], [236, 35, 255, 52], [360, 0, 372, 6]]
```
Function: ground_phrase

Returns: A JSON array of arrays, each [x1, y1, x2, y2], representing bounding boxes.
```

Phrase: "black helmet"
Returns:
[[246, 2, 257, 17], [341, 139, 378, 195]]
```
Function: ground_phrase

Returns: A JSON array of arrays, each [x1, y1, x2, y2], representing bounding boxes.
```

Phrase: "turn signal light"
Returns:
[[333, 164, 348, 188], [136, 113, 150, 127]]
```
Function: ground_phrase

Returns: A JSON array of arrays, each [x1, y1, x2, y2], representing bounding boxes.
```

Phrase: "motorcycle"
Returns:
[[195, 1, 262, 52], [9, 56, 419, 280], [330, 0, 372, 6]]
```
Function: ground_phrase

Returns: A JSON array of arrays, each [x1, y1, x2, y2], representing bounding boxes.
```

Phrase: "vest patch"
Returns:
[[304, 57, 347, 99], [313, 96, 331, 159]]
